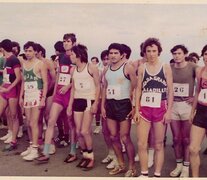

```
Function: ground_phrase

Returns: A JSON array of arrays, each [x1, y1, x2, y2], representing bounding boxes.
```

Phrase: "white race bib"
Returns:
[[24, 90, 41, 108], [75, 80, 91, 90], [198, 89, 207, 104], [106, 85, 121, 99], [173, 83, 189, 97], [58, 73, 71, 86], [141, 92, 161, 108], [3, 70, 10, 84], [24, 81, 38, 91]]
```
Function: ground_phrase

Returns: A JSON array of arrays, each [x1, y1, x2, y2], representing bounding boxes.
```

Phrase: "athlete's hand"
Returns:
[[186, 97, 194, 105], [67, 105, 73, 117], [39, 98, 46, 109], [0, 87, 8, 93], [162, 110, 171, 124], [19, 97, 24, 107], [189, 111, 195, 124], [90, 102, 98, 114], [133, 111, 140, 123], [59, 86, 69, 95], [126, 107, 135, 121], [101, 106, 107, 120]]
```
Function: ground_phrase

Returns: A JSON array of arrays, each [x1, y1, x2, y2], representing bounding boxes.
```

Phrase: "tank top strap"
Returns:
[[199, 67, 205, 91]]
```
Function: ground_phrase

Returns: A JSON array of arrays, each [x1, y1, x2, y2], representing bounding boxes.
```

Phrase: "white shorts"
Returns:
[[171, 101, 192, 121]]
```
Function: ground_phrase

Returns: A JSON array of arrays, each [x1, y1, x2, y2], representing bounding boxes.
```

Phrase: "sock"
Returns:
[[154, 172, 161, 177], [82, 149, 87, 158], [176, 159, 183, 169], [70, 143, 76, 155], [141, 171, 148, 176], [43, 144, 50, 156], [87, 149, 94, 160]]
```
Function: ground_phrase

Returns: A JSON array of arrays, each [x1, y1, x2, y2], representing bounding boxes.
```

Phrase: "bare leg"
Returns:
[[189, 125, 205, 177]]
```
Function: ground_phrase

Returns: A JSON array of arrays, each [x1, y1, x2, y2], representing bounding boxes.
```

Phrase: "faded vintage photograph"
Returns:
[[0, 1, 207, 178]]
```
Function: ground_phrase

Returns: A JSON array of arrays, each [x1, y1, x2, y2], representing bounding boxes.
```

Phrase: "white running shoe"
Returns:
[[17, 126, 23, 138], [4, 134, 12, 144], [180, 167, 189, 178], [23, 148, 38, 161], [138, 175, 149, 178], [101, 154, 113, 164], [20, 146, 32, 157], [134, 153, 139, 162], [170, 166, 183, 177], [93, 126, 101, 134], [49, 144, 56, 155], [0, 131, 11, 141], [106, 159, 117, 169]]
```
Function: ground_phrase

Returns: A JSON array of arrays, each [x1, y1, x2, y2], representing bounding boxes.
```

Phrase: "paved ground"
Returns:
[[0, 122, 207, 178]]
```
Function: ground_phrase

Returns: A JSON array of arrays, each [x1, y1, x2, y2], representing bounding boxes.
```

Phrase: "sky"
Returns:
[[0, 2, 207, 65]]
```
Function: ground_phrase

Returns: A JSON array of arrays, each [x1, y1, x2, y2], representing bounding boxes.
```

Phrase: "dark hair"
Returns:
[[121, 44, 131, 59], [91, 56, 99, 63], [201, 45, 207, 56], [36, 43, 46, 58], [140, 42, 144, 57], [54, 41, 65, 53], [142, 38, 162, 56], [23, 41, 37, 51], [50, 54, 57, 61], [1, 39, 13, 52], [108, 43, 124, 55], [170, 45, 188, 54], [71, 44, 88, 63], [100, 50, 108, 60], [19, 53, 27, 60], [12, 41, 21, 55], [63, 33, 76, 43], [169, 59, 175, 64]]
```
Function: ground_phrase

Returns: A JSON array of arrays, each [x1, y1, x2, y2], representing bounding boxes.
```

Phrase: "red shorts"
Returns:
[[139, 100, 167, 122], [53, 87, 70, 109], [0, 84, 18, 100]]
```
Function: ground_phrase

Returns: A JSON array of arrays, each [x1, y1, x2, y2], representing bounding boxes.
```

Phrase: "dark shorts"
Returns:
[[0, 84, 18, 100], [46, 86, 55, 97], [193, 103, 207, 129], [73, 98, 95, 112], [139, 100, 167, 122], [105, 98, 132, 121]]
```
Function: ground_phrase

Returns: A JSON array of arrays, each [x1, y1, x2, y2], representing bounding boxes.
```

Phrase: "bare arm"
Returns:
[[133, 65, 144, 123], [101, 66, 108, 119], [163, 64, 174, 123], [39, 62, 48, 102]]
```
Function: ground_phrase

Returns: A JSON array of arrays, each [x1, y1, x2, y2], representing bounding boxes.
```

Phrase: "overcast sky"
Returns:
[[0, 2, 207, 65]]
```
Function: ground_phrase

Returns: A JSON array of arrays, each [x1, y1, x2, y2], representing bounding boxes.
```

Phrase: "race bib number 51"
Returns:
[[106, 85, 121, 99], [141, 92, 161, 108]]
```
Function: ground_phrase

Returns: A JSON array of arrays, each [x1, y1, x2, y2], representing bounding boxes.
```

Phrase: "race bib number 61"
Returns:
[[141, 92, 161, 108]]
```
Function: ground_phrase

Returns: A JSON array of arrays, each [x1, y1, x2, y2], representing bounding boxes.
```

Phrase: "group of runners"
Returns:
[[0, 33, 207, 178]]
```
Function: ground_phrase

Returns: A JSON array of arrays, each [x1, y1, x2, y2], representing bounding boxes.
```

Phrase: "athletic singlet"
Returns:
[[0, 57, 5, 85], [141, 63, 167, 108], [73, 63, 96, 100], [198, 68, 207, 105], [171, 62, 197, 101], [23, 61, 43, 90], [23, 61, 43, 108], [105, 62, 131, 100], [3, 55, 21, 85], [57, 54, 72, 89]]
